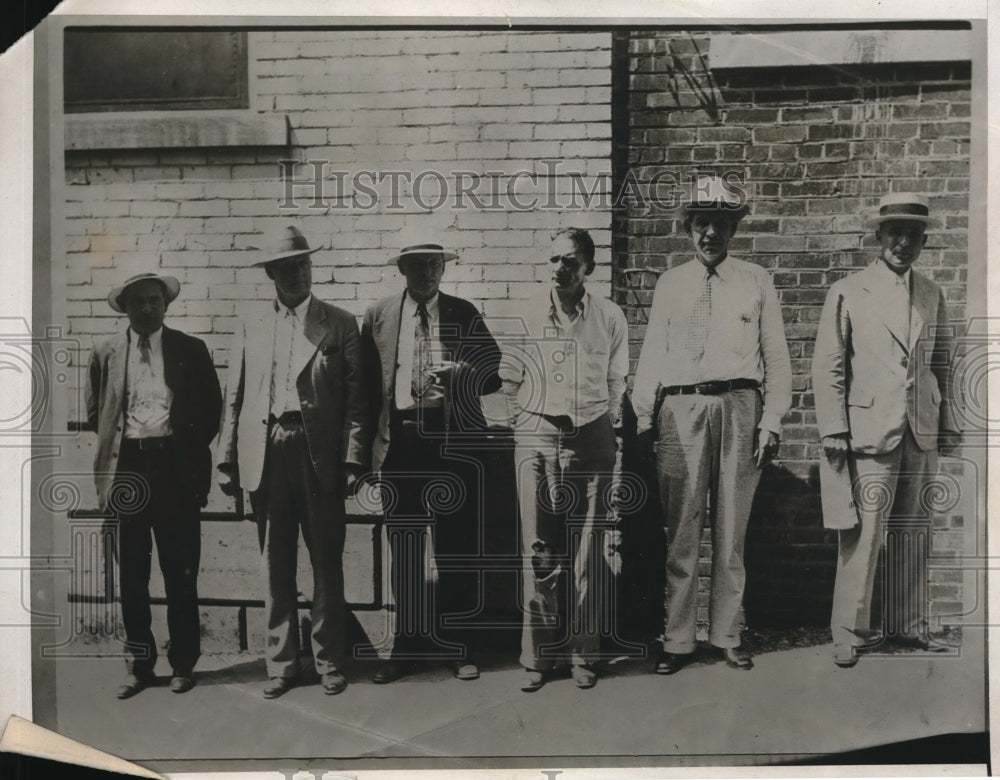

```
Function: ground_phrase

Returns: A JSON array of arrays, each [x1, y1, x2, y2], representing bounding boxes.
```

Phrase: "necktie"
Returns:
[[411, 302, 433, 400], [685, 267, 715, 356], [137, 334, 151, 364]]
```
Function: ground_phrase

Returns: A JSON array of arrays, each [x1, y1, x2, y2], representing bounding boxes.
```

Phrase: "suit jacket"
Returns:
[[85, 325, 222, 511], [216, 295, 369, 496], [812, 261, 960, 528], [361, 290, 502, 473]]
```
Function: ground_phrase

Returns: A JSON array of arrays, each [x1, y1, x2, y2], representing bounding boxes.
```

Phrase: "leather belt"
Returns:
[[662, 378, 759, 396], [121, 436, 173, 451], [393, 406, 445, 423], [268, 411, 303, 427]]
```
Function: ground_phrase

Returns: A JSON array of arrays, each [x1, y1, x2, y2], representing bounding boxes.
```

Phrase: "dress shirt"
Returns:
[[395, 291, 445, 410], [875, 261, 912, 347], [500, 288, 628, 427], [270, 295, 314, 417], [124, 326, 172, 439], [632, 255, 792, 435]]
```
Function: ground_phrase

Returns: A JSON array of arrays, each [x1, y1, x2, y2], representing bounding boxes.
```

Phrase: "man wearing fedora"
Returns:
[[813, 193, 961, 668], [500, 227, 628, 692], [632, 175, 792, 675], [86, 272, 222, 698], [361, 234, 501, 683], [216, 226, 368, 698]]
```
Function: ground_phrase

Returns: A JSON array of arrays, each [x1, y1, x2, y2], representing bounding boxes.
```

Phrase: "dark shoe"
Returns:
[[571, 664, 597, 689], [893, 635, 950, 653], [453, 660, 480, 681], [169, 674, 195, 693], [722, 646, 754, 670], [115, 673, 153, 700], [833, 644, 859, 668], [654, 651, 691, 675], [263, 677, 296, 699], [520, 668, 546, 692], [320, 672, 347, 695], [371, 661, 409, 684]]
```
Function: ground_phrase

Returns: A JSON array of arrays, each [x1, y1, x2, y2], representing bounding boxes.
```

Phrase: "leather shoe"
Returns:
[[263, 677, 295, 699], [115, 673, 154, 700], [571, 664, 597, 689], [371, 661, 409, 684], [833, 644, 858, 668], [722, 646, 753, 670], [320, 672, 347, 695], [654, 651, 691, 675], [169, 674, 195, 693], [893, 635, 950, 653], [520, 668, 545, 692], [453, 661, 480, 681]]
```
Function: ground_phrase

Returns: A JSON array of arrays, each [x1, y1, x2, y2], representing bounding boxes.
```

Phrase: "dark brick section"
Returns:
[[613, 30, 970, 634]]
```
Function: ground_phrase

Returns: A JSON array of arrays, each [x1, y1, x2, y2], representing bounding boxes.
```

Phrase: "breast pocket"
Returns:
[[725, 308, 759, 357]]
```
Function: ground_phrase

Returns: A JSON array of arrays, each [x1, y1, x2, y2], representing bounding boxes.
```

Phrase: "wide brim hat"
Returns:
[[251, 225, 320, 267], [681, 175, 750, 220], [108, 272, 180, 313], [864, 193, 941, 229], [389, 239, 458, 269]]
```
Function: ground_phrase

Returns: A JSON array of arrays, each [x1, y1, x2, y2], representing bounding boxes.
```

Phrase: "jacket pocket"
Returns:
[[847, 388, 874, 407]]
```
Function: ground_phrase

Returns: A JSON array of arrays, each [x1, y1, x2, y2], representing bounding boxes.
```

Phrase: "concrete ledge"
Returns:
[[708, 29, 971, 69], [65, 112, 289, 150]]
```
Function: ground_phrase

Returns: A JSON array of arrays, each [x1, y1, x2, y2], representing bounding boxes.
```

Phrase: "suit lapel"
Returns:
[[296, 295, 325, 377], [107, 330, 129, 413], [379, 291, 405, 393], [909, 272, 931, 351], [863, 262, 910, 354], [161, 325, 178, 392]]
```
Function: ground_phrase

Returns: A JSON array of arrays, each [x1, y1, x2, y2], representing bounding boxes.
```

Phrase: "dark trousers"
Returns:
[[250, 418, 347, 679], [113, 437, 201, 677], [381, 408, 484, 662]]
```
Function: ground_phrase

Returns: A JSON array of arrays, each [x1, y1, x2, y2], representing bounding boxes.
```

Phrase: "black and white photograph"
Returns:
[[0, 2, 992, 776]]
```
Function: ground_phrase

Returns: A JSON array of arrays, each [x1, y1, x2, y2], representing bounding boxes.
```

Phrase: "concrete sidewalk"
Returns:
[[40, 628, 987, 772]]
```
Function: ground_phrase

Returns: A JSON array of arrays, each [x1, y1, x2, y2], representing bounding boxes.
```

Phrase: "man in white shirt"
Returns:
[[632, 176, 792, 675], [813, 193, 961, 667], [217, 226, 369, 698], [501, 227, 628, 691], [362, 235, 502, 684], [86, 272, 221, 698]]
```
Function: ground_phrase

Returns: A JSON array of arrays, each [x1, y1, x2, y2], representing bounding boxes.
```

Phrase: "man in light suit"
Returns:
[[217, 226, 368, 698], [813, 193, 961, 668], [362, 235, 501, 683], [86, 272, 221, 698]]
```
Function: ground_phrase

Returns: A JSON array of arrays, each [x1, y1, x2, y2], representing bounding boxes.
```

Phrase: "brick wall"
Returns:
[[613, 30, 971, 629]]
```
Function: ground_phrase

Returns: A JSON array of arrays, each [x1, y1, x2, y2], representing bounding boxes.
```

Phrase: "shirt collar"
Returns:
[[274, 294, 312, 318], [129, 326, 163, 348], [406, 290, 439, 317], [548, 288, 590, 321], [695, 255, 730, 281], [876, 260, 911, 292]]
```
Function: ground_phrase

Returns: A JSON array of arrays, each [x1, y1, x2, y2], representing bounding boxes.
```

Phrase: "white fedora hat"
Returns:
[[681, 174, 750, 220], [864, 193, 941, 229], [251, 225, 319, 267], [108, 272, 180, 313]]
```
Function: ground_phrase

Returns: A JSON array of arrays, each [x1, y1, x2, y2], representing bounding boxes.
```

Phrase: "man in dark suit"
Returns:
[[362, 234, 501, 683], [217, 226, 368, 698], [813, 193, 961, 668], [86, 271, 222, 699]]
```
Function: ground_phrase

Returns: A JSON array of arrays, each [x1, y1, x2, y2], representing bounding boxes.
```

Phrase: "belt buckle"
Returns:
[[694, 382, 712, 395]]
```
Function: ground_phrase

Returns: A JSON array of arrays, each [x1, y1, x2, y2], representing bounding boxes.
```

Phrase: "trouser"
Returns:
[[113, 437, 201, 677], [381, 407, 485, 661], [655, 389, 762, 653], [514, 412, 616, 670], [831, 424, 936, 647], [251, 418, 347, 679]]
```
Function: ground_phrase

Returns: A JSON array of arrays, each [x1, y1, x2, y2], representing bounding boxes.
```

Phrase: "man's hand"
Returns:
[[344, 463, 365, 497], [753, 429, 780, 468], [938, 430, 962, 457], [636, 428, 656, 469], [217, 464, 241, 497], [822, 433, 850, 458], [427, 360, 467, 386]]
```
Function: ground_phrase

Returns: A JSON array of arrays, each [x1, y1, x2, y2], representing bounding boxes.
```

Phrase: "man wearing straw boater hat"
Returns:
[[86, 271, 221, 698], [216, 226, 368, 698], [632, 175, 792, 676], [813, 193, 961, 668], [361, 232, 501, 684]]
